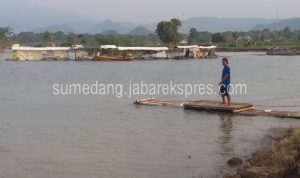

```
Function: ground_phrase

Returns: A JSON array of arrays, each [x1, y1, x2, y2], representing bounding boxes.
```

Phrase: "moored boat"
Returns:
[[92, 45, 134, 61], [93, 55, 134, 61]]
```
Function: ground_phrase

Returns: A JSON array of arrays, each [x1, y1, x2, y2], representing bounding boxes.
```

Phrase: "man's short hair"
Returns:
[[222, 58, 229, 64]]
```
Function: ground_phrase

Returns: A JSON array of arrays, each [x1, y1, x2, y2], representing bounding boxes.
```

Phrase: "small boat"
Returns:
[[92, 45, 134, 61], [93, 55, 134, 61]]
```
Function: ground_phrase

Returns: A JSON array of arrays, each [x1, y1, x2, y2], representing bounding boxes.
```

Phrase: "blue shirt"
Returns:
[[222, 65, 231, 86]]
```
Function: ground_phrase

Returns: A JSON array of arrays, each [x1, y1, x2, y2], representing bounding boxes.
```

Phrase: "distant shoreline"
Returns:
[[218, 48, 268, 52], [218, 47, 300, 52]]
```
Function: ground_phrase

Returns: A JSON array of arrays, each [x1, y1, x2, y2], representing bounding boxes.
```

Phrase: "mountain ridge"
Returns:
[[1, 2, 300, 34], [253, 18, 300, 31]]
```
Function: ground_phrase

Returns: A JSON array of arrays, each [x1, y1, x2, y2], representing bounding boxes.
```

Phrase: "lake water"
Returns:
[[0, 52, 300, 178]]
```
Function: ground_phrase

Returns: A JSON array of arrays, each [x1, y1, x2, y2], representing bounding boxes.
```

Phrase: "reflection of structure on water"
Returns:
[[217, 114, 234, 156], [168, 45, 217, 59]]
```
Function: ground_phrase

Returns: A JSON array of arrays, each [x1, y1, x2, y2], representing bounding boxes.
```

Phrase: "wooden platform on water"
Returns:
[[134, 98, 300, 119], [184, 100, 253, 113]]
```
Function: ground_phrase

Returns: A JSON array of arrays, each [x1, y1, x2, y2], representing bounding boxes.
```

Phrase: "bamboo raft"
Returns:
[[134, 98, 300, 119]]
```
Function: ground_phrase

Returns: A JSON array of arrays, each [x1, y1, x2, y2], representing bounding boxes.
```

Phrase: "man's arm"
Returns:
[[219, 74, 229, 85]]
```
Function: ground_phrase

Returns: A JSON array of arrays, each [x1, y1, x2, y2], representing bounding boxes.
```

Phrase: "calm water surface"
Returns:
[[0, 52, 300, 178]]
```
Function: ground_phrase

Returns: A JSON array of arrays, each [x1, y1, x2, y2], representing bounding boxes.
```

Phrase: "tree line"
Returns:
[[1, 18, 300, 49], [0, 30, 160, 48], [155, 18, 300, 48]]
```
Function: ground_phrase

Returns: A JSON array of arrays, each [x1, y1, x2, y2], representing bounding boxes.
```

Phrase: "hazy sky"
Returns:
[[4, 0, 300, 22]]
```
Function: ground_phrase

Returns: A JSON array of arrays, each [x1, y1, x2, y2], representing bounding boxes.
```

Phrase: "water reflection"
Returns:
[[217, 113, 234, 156], [182, 109, 235, 156]]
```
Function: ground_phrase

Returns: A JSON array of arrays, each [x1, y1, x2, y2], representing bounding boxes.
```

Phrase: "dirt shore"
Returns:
[[224, 128, 300, 178]]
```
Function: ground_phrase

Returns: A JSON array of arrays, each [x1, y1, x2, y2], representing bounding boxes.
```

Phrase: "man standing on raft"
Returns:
[[219, 58, 231, 106]]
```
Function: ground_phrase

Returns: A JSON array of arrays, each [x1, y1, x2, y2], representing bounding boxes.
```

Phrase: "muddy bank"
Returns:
[[224, 128, 300, 178]]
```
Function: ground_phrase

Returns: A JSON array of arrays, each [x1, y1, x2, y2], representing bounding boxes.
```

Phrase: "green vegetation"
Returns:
[[155, 18, 182, 45], [188, 28, 211, 44], [1, 23, 300, 50], [7, 31, 160, 48], [0, 27, 13, 50], [187, 27, 300, 49]]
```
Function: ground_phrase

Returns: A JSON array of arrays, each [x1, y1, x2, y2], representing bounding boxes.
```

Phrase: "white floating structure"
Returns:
[[117, 46, 169, 59], [11, 44, 71, 61], [100, 45, 118, 49], [117, 47, 168, 51], [175, 45, 200, 49], [171, 45, 217, 59]]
